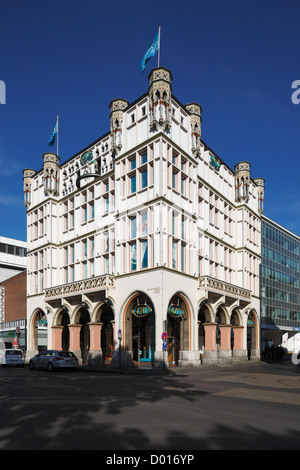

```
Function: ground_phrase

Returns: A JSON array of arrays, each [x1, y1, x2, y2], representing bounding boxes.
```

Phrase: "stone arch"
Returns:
[[71, 302, 91, 325], [122, 291, 155, 364], [215, 306, 230, 351], [215, 305, 229, 325], [247, 309, 259, 356], [29, 308, 48, 353], [167, 292, 192, 365], [69, 304, 91, 363], [198, 300, 214, 323], [92, 300, 115, 361], [53, 307, 70, 351], [230, 307, 243, 327]]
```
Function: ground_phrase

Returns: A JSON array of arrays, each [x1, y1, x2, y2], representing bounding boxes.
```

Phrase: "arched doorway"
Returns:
[[215, 310, 222, 354], [61, 310, 70, 351], [124, 293, 155, 365], [167, 294, 190, 366], [247, 310, 259, 360], [31, 309, 48, 353], [230, 308, 241, 351], [198, 302, 213, 355], [94, 302, 114, 362], [77, 307, 90, 363]]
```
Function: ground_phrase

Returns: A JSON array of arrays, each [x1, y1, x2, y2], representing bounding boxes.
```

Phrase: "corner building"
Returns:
[[23, 67, 263, 367]]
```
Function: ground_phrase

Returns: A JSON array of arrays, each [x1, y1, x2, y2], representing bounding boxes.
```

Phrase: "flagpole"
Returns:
[[158, 25, 161, 67], [57, 114, 59, 157]]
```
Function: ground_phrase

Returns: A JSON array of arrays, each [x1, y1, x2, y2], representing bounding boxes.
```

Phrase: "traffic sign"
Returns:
[[162, 332, 167, 340]]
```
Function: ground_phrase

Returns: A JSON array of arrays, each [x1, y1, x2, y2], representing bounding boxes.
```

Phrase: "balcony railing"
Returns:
[[44, 275, 114, 299], [198, 276, 251, 300]]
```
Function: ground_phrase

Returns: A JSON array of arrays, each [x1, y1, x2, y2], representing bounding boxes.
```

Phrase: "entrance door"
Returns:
[[167, 316, 181, 365], [132, 313, 155, 363], [100, 306, 114, 361]]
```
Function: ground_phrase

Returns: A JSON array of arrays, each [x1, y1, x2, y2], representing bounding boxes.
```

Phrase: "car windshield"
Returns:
[[6, 350, 22, 356], [59, 351, 76, 358]]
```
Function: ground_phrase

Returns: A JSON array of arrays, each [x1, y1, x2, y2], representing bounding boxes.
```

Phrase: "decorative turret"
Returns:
[[109, 98, 129, 157], [185, 103, 202, 158], [234, 161, 251, 203], [254, 178, 265, 214], [23, 169, 36, 207], [43, 152, 60, 197], [148, 67, 172, 131]]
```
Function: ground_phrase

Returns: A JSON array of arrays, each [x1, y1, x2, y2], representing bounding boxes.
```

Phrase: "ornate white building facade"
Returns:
[[23, 67, 263, 367]]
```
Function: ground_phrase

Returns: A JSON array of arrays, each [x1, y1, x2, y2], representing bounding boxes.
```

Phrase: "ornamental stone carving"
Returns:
[[185, 103, 202, 158], [254, 178, 265, 214], [23, 168, 36, 207], [234, 161, 250, 203], [109, 98, 129, 157], [43, 153, 60, 197], [148, 67, 172, 131]]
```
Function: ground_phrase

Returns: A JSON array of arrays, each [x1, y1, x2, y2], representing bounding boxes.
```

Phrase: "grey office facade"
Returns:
[[261, 215, 300, 352]]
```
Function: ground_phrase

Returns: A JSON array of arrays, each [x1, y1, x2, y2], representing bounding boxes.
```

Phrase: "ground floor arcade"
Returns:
[[26, 272, 261, 367]]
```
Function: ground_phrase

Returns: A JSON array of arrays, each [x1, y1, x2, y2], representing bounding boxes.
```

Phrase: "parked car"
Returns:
[[29, 350, 79, 371], [0, 349, 24, 367]]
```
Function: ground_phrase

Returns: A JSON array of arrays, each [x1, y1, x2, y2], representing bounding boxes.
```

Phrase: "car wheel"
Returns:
[[29, 360, 34, 370], [47, 362, 54, 372]]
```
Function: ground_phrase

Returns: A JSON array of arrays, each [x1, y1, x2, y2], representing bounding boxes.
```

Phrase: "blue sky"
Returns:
[[1, 0, 300, 241]]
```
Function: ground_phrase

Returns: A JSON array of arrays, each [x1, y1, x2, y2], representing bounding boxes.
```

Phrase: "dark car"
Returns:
[[29, 350, 79, 371]]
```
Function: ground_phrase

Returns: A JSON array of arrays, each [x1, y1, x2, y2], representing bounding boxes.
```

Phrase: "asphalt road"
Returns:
[[1, 359, 300, 451]]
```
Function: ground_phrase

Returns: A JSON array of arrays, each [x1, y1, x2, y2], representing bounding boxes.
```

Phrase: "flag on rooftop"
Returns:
[[140, 27, 160, 73], [48, 117, 58, 147]]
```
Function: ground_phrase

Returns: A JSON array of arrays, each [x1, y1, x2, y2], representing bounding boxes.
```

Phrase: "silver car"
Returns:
[[29, 350, 79, 371]]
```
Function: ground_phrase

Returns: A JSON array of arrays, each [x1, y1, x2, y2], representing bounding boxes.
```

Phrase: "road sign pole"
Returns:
[[118, 329, 122, 369], [162, 332, 168, 374]]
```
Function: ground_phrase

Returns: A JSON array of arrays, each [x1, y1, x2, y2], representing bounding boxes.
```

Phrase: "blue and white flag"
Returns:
[[140, 29, 160, 73], [48, 117, 58, 146]]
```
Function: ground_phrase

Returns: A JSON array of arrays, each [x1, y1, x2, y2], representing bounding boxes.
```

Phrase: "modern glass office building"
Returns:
[[261, 215, 300, 352]]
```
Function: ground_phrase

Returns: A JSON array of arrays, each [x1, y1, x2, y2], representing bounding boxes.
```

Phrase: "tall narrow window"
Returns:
[[104, 256, 109, 274], [71, 244, 75, 263], [90, 260, 94, 277], [105, 232, 109, 253], [130, 174, 136, 194], [172, 211, 176, 236], [172, 241, 177, 269], [141, 212, 148, 236], [141, 240, 148, 268], [141, 152, 147, 165], [105, 196, 109, 213], [181, 177, 185, 195], [141, 168, 147, 189], [181, 243, 185, 271], [83, 206, 87, 223], [83, 262, 87, 279], [130, 243, 137, 271], [71, 265, 75, 282], [90, 238, 95, 257], [83, 240, 87, 259], [172, 171, 177, 190], [130, 158, 136, 170], [130, 216, 136, 239]]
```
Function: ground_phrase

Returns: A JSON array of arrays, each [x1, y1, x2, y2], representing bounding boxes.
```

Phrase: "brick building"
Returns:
[[0, 237, 27, 349]]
